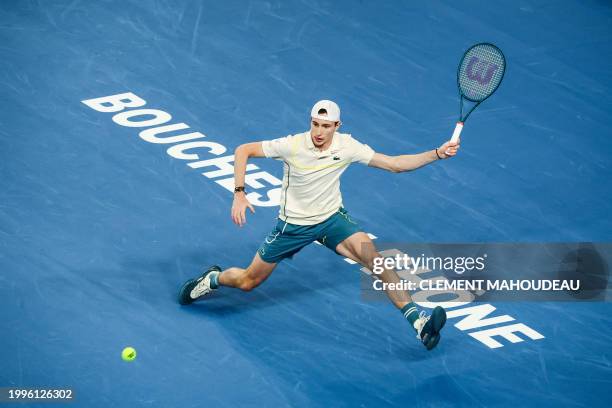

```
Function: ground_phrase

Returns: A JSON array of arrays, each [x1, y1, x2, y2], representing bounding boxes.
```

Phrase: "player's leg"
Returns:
[[317, 210, 409, 307], [218, 253, 277, 291], [334, 232, 410, 308], [178, 253, 277, 305], [335, 232, 446, 350], [318, 208, 446, 350], [178, 219, 314, 305]]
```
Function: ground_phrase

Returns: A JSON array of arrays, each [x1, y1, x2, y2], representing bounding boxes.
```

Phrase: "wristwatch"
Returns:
[[234, 186, 246, 193]]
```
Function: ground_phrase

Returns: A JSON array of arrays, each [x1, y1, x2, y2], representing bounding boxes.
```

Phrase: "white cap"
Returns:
[[311, 100, 341, 122]]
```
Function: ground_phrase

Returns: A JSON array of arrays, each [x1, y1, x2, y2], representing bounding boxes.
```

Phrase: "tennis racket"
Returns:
[[448, 43, 506, 148]]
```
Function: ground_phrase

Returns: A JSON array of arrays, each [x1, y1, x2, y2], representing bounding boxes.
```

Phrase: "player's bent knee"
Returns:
[[234, 253, 277, 292], [239, 277, 263, 292], [368, 251, 384, 268], [238, 269, 268, 291], [239, 280, 256, 291], [353, 251, 381, 271], [339, 232, 376, 259]]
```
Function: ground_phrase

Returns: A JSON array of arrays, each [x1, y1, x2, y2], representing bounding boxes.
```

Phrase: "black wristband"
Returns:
[[234, 186, 246, 193], [435, 148, 442, 160]]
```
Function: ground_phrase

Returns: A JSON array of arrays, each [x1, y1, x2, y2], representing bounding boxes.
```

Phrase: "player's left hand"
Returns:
[[439, 139, 460, 158]]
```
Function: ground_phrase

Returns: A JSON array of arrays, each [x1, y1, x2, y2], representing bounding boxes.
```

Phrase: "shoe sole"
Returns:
[[178, 265, 222, 306], [426, 334, 441, 350], [424, 306, 447, 351], [178, 279, 197, 305], [430, 306, 447, 333]]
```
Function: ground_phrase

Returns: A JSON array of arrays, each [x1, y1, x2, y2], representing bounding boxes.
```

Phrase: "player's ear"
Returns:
[[335, 121, 341, 129]]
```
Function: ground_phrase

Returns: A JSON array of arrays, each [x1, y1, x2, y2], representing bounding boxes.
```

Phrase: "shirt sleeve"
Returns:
[[347, 135, 375, 165], [262, 135, 292, 160]]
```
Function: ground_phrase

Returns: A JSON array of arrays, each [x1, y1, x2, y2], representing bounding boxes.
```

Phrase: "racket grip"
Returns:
[[450, 122, 463, 143]]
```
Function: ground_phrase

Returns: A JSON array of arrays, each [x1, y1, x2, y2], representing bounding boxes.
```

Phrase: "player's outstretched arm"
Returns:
[[231, 142, 266, 226], [368, 140, 460, 173]]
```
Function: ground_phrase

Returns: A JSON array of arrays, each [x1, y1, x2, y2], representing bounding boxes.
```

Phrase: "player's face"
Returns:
[[310, 117, 339, 150]]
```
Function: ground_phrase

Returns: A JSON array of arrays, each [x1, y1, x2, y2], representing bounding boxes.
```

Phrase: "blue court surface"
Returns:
[[1, 1, 611, 407]]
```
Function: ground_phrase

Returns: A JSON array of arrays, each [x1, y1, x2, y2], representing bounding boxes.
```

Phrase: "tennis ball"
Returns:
[[121, 347, 137, 362]]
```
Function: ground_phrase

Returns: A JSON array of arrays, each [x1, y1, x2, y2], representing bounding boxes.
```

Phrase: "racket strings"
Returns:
[[458, 44, 505, 102]]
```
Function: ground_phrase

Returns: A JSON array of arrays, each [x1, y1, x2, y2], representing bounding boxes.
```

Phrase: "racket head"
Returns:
[[457, 43, 506, 103]]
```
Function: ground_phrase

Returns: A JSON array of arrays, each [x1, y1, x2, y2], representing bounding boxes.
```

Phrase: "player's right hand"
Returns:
[[231, 193, 255, 227]]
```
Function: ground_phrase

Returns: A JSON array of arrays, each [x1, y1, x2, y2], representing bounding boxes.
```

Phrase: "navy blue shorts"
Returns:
[[258, 208, 361, 264]]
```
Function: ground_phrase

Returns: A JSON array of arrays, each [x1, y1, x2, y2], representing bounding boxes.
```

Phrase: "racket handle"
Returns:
[[445, 122, 463, 156], [450, 122, 463, 143]]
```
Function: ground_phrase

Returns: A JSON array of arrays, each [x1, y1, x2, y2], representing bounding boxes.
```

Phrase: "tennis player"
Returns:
[[179, 100, 460, 350]]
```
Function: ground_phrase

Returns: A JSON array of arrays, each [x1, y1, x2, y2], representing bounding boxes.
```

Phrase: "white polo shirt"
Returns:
[[262, 131, 375, 225]]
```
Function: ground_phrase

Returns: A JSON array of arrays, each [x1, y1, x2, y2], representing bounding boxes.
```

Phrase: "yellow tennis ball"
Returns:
[[121, 347, 137, 362]]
